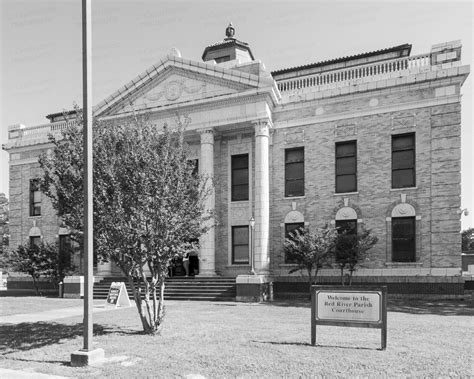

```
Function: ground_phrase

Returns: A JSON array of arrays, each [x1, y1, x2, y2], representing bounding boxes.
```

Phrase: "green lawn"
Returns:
[[0, 297, 472, 378]]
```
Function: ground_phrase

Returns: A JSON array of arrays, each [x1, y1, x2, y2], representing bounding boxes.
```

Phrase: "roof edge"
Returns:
[[45, 109, 79, 120], [271, 44, 412, 76]]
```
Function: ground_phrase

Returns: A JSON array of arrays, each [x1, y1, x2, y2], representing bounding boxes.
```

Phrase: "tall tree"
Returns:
[[335, 228, 378, 286], [39, 110, 213, 334], [284, 225, 338, 292]]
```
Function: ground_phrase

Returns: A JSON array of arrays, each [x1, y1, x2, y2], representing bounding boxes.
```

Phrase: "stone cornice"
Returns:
[[98, 90, 277, 126], [9, 157, 40, 166], [3, 140, 55, 152], [278, 64, 469, 106]]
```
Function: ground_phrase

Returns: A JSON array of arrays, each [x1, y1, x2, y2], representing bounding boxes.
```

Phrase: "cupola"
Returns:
[[202, 23, 255, 64]]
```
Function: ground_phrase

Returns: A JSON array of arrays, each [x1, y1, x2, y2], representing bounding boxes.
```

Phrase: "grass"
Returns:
[[0, 297, 472, 378], [0, 297, 84, 317]]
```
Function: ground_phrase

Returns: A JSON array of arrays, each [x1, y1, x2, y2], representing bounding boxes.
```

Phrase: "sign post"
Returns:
[[311, 286, 387, 350]]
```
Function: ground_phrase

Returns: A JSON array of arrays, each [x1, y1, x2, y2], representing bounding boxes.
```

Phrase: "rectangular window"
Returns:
[[30, 179, 41, 216], [59, 235, 72, 272], [392, 133, 415, 188], [392, 217, 416, 262], [335, 220, 357, 235], [284, 222, 304, 263], [285, 148, 304, 197], [231, 154, 249, 201], [232, 226, 249, 264], [29, 236, 41, 247], [335, 141, 357, 193]]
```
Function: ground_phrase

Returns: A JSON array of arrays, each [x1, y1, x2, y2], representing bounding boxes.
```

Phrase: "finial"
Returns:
[[225, 22, 235, 39], [169, 47, 182, 57]]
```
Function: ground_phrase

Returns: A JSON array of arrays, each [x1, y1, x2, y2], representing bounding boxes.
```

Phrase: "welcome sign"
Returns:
[[311, 286, 387, 349], [316, 291, 381, 322]]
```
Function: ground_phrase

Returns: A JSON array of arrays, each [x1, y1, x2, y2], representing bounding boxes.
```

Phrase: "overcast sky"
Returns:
[[0, 0, 472, 228]]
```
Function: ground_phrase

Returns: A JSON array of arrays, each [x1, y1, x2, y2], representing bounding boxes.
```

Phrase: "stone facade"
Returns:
[[2, 31, 470, 291]]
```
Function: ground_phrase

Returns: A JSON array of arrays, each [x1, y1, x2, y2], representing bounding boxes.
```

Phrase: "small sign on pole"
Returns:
[[311, 285, 387, 350], [105, 282, 131, 307]]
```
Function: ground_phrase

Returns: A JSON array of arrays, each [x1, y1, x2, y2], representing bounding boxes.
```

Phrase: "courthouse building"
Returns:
[[3, 25, 470, 296]]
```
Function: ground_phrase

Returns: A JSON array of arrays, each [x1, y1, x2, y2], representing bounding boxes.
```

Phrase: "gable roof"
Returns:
[[94, 54, 270, 117]]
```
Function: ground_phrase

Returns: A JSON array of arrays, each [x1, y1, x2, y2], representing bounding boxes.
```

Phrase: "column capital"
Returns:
[[198, 128, 215, 144], [252, 119, 273, 137]]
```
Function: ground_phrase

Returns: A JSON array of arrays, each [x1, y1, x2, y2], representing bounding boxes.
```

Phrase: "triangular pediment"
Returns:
[[95, 55, 268, 117]]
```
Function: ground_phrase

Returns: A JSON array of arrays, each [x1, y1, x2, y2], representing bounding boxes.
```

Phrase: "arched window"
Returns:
[[391, 203, 417, 262], [335, 206, 358, 235], [283, 210, 305, 263], [28, 226, 42, 246]]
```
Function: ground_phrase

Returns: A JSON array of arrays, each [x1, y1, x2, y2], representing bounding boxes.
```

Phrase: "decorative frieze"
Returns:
[[369, 98, 379, 107], [391, 115, 416, 130], [434, 86, 456, 97]]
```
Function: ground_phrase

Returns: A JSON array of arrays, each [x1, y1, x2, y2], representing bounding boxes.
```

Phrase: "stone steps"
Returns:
[[93, 276, 236, 301]]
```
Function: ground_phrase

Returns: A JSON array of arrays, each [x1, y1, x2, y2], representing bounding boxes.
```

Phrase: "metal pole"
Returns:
[[82, 0, 93, 351], [249, 217, 255, 275]]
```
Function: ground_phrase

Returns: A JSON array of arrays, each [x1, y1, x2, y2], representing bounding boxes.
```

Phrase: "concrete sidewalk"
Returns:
[[0, 303, 132, 324], [0, 368, 71, 378]]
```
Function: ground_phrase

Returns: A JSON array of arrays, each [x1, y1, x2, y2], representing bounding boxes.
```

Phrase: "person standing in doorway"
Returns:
[[183, 252, 190, 277]]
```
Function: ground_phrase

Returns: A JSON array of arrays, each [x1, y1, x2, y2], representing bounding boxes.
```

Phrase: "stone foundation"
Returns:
[[274, 275, 466, 299], [236, 275, 273, 302]]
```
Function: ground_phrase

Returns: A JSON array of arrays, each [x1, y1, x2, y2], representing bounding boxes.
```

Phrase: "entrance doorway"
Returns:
[[168, 253, 199, 277]]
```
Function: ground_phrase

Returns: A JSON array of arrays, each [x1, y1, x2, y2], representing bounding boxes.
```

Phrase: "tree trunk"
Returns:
[[31, 274, 40, 296], [140, 270, 156, 334], [340, 266, 345, 286], [126, 274, 152, 333], [307, 267, 313, 294], [155, 277, 165, 335]]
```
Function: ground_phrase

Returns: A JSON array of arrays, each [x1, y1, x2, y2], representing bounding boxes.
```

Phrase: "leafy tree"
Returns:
[[284, 225, 338, 292], [335, 228, 378, 286], [461, 228, 474, 252], [0, 193, 8, 257], [8, 241, 73, 295], [39, 110, 213, 335]]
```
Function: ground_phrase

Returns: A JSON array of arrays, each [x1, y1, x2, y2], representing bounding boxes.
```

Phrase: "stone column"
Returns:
[[198, 128, 216, 276], [253, 119, 272, 274]]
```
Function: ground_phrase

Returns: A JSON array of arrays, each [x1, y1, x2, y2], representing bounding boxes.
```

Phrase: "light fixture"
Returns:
[[458, 208, 469, 216]]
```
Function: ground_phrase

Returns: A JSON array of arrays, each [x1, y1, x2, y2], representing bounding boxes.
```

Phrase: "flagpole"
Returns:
[[71, 0, 104, 365], [82, 0, 93, 352]]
